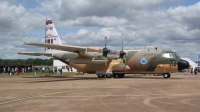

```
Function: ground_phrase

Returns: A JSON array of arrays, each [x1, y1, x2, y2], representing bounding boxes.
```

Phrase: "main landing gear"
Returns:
[[163, 73, 171, 79], [113, 74, 124, 78], [97, 75, 112, 78], [97, 74, 125, 78]]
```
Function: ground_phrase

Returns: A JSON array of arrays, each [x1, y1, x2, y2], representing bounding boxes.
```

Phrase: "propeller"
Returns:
[[102, 36, 110, 66], [119, 40, 126, 60]]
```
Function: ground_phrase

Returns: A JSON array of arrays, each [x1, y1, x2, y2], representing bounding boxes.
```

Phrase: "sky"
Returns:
[[0, 0, 200, 61]]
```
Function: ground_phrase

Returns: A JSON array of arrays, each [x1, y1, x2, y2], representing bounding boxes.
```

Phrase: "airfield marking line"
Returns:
[[12, 83, 46, 112], [0, 89, 81, 105], [0, 86, 105, 105], [28, 93, 200, 98], [0, 97, 16, 98], [190, 99, 200, 112], [0, 95, 39, 105], [1, 92, 199, 105]]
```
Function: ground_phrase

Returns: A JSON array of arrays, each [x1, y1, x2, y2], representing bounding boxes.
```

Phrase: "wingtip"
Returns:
[[22, 42, 26, 45]]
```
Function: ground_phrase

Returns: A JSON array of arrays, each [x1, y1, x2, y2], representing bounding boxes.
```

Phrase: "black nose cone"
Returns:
[[178, 59, 189, 71]]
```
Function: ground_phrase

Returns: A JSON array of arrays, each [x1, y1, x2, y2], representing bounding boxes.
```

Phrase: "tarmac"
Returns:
[[0, 73, 200, 112]]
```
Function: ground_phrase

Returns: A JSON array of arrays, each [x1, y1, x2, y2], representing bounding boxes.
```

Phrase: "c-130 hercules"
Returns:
[[18, 19, 189, 79]]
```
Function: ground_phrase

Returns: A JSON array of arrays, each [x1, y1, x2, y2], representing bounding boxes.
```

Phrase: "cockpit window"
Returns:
[[162, 53, 174, 58], [174, 52, 180, 59]]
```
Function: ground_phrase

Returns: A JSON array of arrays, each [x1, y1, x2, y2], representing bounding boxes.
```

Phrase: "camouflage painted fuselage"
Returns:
[[53, 49, 183, 75]]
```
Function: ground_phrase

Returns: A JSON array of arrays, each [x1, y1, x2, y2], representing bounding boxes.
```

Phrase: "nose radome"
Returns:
[[178, 59, 189, 71]]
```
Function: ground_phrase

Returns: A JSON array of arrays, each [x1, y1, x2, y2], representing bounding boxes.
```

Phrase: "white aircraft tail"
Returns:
[[45, 18, 62, 53]]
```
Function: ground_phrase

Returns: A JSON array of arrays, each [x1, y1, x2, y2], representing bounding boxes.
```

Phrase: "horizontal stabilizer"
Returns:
[[18, 52, 52, 57]]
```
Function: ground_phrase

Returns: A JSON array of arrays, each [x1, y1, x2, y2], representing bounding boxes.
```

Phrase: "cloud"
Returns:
[[0, 1, 26, 32], [59, 0, 179, 19], [0, 0, 199, 61], [167, 2, 200, 30]]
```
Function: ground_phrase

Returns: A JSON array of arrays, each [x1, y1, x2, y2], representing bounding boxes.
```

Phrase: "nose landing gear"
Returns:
[[163, 73, 171, 79]]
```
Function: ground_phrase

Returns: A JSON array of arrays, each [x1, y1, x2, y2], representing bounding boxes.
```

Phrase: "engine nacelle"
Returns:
[[79, 47, 119, 59]]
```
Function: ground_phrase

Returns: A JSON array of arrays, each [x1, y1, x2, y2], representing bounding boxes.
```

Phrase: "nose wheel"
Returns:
[[163, 73, 171, 79], [98, 75, 105, 78]]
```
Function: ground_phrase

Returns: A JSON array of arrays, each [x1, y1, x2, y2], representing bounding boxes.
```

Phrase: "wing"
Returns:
[[23, 42, 87, 52], [18, 52, 52, 57]]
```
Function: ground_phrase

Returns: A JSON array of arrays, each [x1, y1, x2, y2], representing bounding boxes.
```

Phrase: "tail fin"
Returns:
[[45, 18, 62, 53]]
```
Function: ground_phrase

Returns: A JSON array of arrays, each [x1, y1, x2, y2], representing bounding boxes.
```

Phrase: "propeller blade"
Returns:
[[102, 36, 110, 66], [120, 58, 123, 64], [105, 36, 107, 48], [105, 57, 108, 66], [119, 39, 126, 59], [121, 39, 123, 51], [103, 49, 109, 66]]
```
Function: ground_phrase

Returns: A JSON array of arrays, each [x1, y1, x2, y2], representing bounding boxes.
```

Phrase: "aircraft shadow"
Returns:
[[25, 75, 184, 83], [25, 76, 105, 83], [123, 75, 184, 80]]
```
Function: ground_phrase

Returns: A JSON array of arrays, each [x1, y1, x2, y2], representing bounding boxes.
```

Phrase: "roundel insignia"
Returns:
[[140, 58, 147, 64]]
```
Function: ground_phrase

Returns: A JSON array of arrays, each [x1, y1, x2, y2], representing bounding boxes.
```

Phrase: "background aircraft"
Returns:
[[18, 19, 189, 79]]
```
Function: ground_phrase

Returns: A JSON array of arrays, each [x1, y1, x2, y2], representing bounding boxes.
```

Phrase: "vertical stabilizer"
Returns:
[[45, 18, 62, 53]]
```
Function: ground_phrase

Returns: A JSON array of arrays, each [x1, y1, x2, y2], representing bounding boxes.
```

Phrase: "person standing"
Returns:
[[57, 68, 60, 75], [66, 66, 69, 72], [3, 67, 5, 73], [16, 67, 20, 75], [194, 67, 197, 75], [7, 67, 10, 75], [22, 68, 24, 74], [191, 67, 193, 75], [11, 67, 14, 75], [60, 68, 62, 75], [34, 66, 37, 76], [42, 67, 45, 73]]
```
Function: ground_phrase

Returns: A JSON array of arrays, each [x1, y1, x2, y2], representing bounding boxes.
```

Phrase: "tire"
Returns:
[[106, 75, 111, 78], [118, 74, 124, 78], [163, 73, 171, 79], [113, 74, 117, 78], [98, 75, 104, 78]]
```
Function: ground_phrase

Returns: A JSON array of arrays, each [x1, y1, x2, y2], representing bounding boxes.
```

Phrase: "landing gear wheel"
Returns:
[[163, 73, 171, 79], [106, 75, 112, 78], [118, 74, 124, 78], [113, 74, 117, 78], [98, 75, 105, 78]]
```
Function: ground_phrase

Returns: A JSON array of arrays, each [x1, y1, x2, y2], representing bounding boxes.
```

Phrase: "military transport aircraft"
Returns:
[[19, 38, 190, 79], [18, 19, 189, 79]]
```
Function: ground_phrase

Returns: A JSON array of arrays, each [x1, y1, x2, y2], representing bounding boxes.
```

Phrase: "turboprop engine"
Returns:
[[79, 36, 127, 66], [79, 47, 119, 59]]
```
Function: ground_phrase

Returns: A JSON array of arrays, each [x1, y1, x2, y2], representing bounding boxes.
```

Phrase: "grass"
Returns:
[[0, 72, 77, 78]]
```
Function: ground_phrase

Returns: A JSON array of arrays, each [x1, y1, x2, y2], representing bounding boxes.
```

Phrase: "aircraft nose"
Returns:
[[178, 59, 189, 71]]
